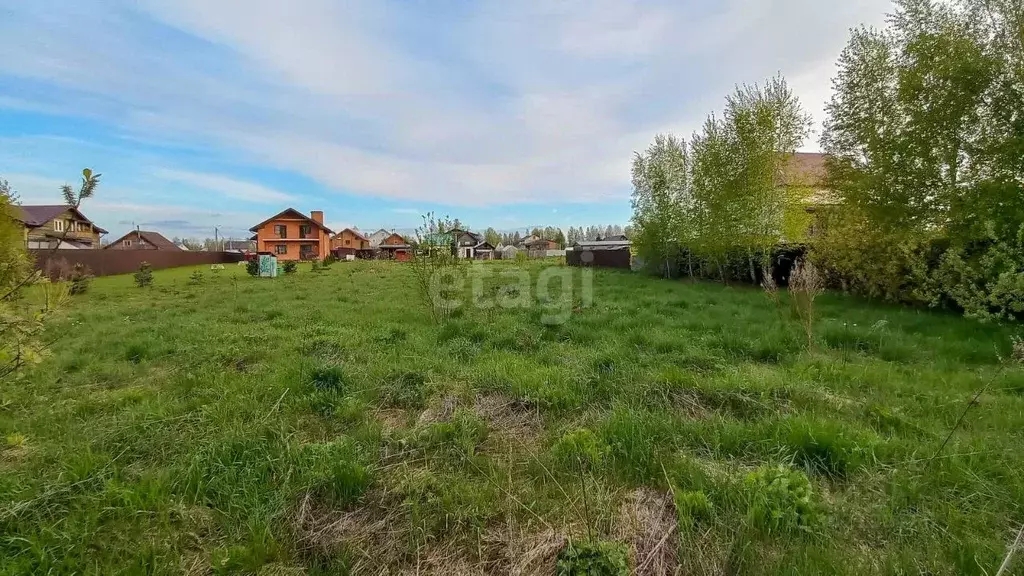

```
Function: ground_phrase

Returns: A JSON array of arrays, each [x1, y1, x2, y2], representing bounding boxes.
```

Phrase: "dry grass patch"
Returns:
[[375, 408, 410, 432], [474, 393, 543, 445], [616, 488, 678, 576], [416, 394, 460, 426]]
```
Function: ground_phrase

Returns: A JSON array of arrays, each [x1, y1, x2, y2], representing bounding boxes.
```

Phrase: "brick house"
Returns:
[[104, 230, 181, 250], [249, 208, 333, 261], [15, 205, 107, 249]]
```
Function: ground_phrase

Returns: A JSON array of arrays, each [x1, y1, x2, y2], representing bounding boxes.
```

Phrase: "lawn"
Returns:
[[1, 260, 1022, 575]]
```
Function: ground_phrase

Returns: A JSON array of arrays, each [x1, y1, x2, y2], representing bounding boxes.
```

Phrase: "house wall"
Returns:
[[25, 209, 103, 248], [381, 233, 406, 246], [527, 240, 558, 250], [254, 217, 330, 261]]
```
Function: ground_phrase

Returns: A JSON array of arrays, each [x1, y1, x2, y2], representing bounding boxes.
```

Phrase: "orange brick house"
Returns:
[[250, 208, 333, 261], [331, 228, 369, 251]]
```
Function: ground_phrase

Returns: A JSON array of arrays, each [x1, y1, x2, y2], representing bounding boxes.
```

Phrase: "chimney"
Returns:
[[310, 211, 324, 225]]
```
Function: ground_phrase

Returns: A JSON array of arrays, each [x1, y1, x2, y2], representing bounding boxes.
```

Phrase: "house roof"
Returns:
[[104, 230, 181, 250], [333, 228, 369, 242], [782, 152, 827, 188], [15, 204, 108, 234], [574, 240, 631, 250], [222, 239, 255, 251], [525, 238, 556, 246], [249, 208, 334, 234]]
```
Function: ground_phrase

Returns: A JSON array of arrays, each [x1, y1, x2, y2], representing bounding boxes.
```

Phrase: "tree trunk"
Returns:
[[747, 248, 757, 285]]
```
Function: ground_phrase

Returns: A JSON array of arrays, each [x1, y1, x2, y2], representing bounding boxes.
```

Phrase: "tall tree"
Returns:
[[631, 134, 690, 277], [554, 228, 567, 248], [483, 227, 501, 247], [818, 0, 1024, 319]]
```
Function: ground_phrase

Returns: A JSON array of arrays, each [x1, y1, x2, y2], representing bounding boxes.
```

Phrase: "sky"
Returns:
[[0, 0, 892, 241]]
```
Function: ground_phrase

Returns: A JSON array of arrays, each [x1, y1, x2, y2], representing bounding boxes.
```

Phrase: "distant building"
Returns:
[[367, 229, 392, 247], [104, 230, 181, 251], [15, 205, 107, 249], [331, 228, 370, 251], [377, 232, 412, 261], [450, 228, 495, 259], [525, 238, 559, 251], [222, 239, 256, 253]]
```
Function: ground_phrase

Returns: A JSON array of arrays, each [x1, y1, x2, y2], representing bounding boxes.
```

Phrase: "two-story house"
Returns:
[[331, 228, 370, 252], [16, 205, 107, 249], [104, 230, 181, 251], [249, 208, 333, 261], [450, 228, 494, 260]]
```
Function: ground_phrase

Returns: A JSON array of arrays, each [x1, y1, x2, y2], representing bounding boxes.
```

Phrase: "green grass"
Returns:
[[1, 259, 1022, 574]]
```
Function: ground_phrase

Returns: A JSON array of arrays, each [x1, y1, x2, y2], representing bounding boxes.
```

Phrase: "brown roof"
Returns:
[[249, 208, 334, 234], [332, 228, 368, 242], [104, 230, 181, 250], [781, 152, 827, 187], [15, 204, 108, 234], [525, 238, 557, 246]]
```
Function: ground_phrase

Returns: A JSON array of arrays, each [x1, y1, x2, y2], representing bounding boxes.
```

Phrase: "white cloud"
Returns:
[[0, 0, 894, 207], [154, 168, 296, 204]]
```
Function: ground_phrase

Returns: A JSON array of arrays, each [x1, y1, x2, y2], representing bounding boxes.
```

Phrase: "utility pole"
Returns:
[[214, 226, 220, 251]]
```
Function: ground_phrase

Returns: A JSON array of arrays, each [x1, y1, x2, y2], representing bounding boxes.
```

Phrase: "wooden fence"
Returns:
[[31, 250, 246, 278]]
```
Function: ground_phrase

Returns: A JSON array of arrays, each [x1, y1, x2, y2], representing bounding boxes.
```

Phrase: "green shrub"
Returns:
[[556, 541, 629, 576], [416, 409, 488, 458], [134, 262, 153, 288], [68, 263, 93, 295], [744, 464, 820, 534], [188, 270, 204, 285], [781, 418, 871, 478], [311, 260, 323, 273], [309, 366, 345, 392], [283, 261, 297, 274], [245, 258, 259, 277], [551, 428, 606, 471], [673, 489, 713, 530], [382, 371, 428, 408], [297, 441, 372, 506]]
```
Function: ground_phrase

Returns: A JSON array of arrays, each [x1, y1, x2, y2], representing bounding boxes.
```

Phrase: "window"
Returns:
[[344, 239, 351, 246], [275, 244, 287, 255], [299, 224, 312, 238], [275, 224, 287, 238], [123, 239, 132, 247], [53, 219, 65, 232]]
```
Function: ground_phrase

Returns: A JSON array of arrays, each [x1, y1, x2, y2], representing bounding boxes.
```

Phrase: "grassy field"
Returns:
[[1, 259, 1022, 575]]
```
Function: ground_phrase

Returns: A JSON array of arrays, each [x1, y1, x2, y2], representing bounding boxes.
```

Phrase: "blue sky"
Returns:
[[0, 0, 891, 240]]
